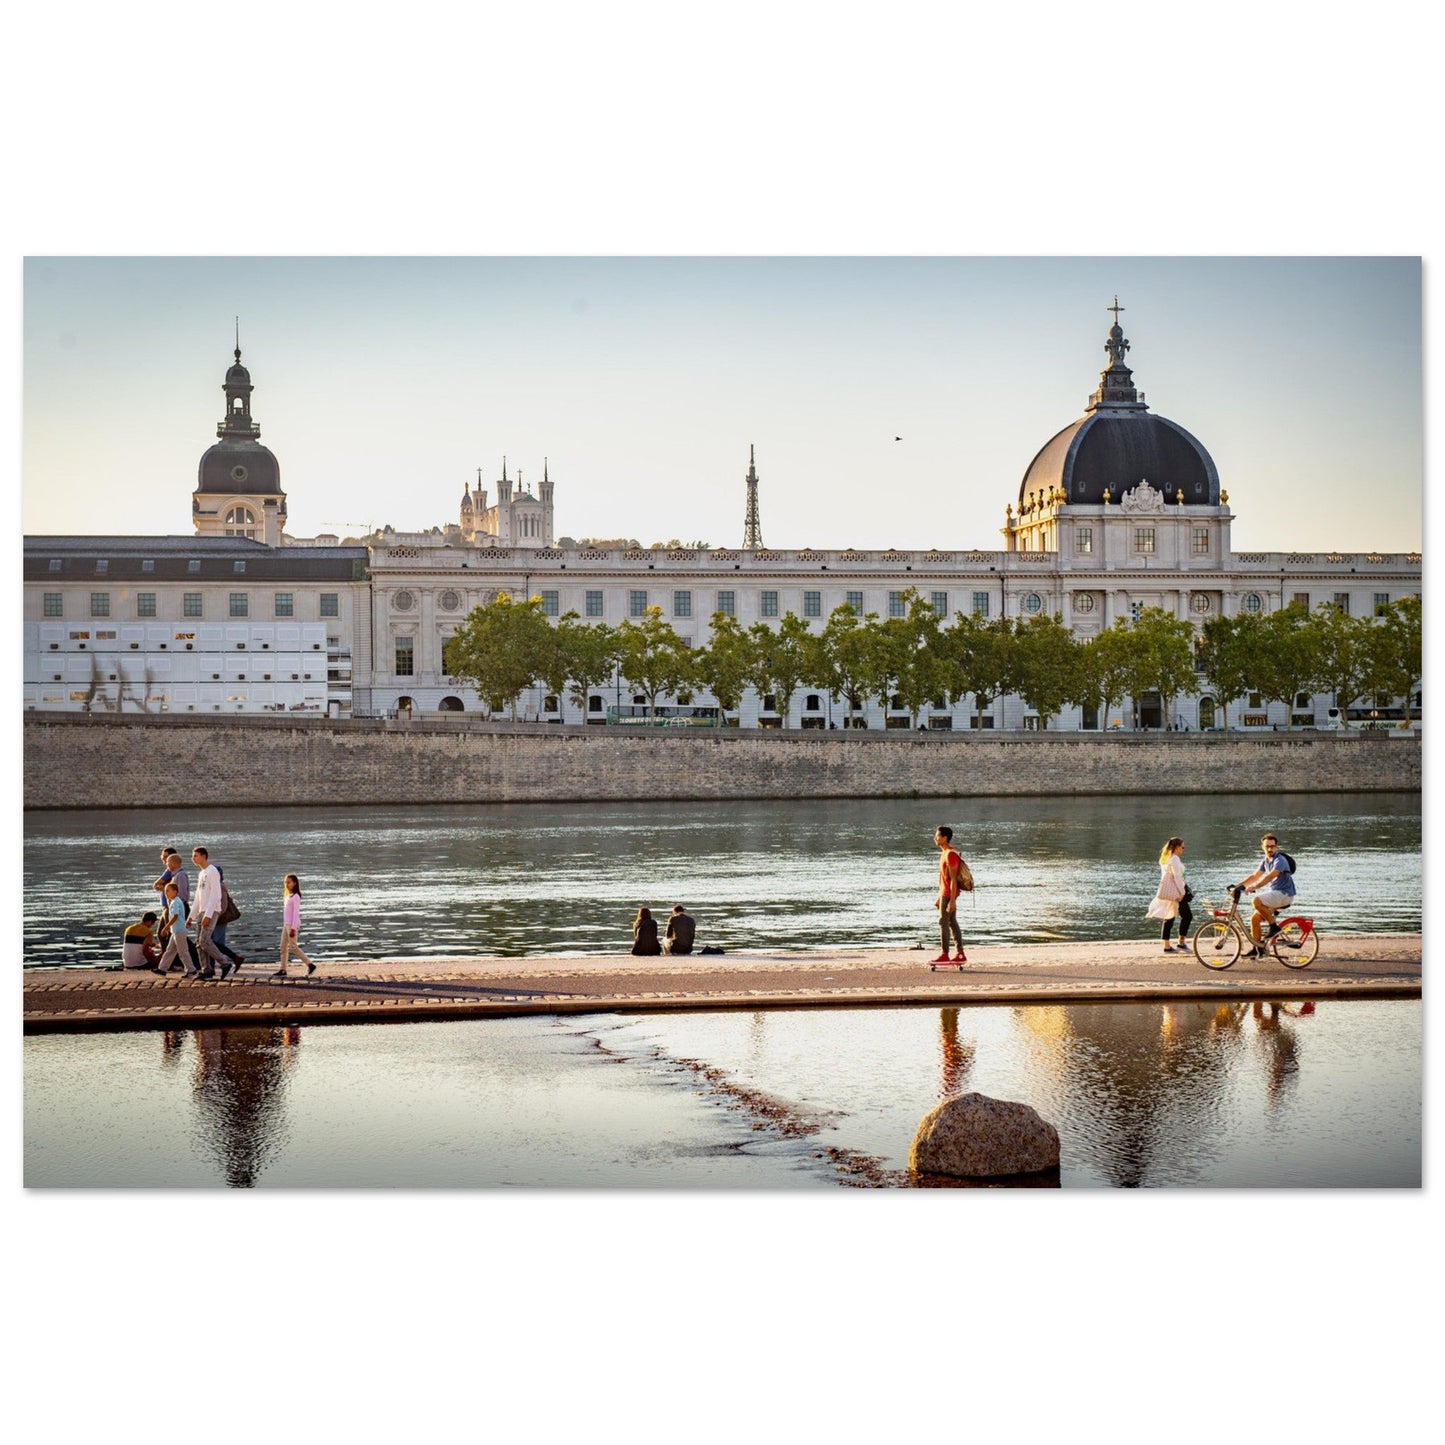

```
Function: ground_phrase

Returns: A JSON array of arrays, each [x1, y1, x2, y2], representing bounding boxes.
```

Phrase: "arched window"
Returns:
[[438, 696, 464, 712]]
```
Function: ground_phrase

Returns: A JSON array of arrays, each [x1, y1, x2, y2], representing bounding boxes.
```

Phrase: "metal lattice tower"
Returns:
[[742, 444, 764, 550]]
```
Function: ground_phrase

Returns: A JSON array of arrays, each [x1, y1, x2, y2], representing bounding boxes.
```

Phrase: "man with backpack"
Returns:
[[932, 826, 973, 966], [1235, 832, 1296, 958]]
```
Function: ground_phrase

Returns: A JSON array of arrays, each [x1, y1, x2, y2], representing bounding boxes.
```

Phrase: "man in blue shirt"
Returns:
[[1235, 832, 1296, 957]]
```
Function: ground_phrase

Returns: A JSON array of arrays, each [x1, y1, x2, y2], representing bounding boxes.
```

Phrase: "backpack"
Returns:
[[1277, 851, 1296, 878], [955, 855, 975, 893]]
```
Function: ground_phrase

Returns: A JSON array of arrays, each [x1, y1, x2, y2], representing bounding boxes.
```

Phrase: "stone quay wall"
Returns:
[[22, 714, 1422, 810]]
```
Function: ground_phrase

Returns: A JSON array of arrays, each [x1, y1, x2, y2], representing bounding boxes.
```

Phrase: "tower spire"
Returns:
[[1086, 299, 1147, 413], [742, 444, 764, 550]]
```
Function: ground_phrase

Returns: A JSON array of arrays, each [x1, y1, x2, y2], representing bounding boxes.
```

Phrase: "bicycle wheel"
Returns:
[[1272, 921, 1319, 968], [1193, 920, 1241, 969]]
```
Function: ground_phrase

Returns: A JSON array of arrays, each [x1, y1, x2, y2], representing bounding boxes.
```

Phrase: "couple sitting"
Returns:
[[632, 905, 695, 956]]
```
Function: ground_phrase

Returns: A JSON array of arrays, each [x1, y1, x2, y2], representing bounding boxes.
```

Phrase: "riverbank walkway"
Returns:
[[23, 934, 1420, 1033]]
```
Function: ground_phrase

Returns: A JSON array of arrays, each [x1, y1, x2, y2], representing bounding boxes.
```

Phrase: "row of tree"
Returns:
[[442, 590, 1421, 729]]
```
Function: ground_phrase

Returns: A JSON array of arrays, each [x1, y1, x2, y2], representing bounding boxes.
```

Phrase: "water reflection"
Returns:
[[189, 1027, 300, 1188], [937, 1008, 974, 1097]]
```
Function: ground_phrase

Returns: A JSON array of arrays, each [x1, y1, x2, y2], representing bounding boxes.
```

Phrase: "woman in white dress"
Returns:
[[1146, 836, 1191, 953]]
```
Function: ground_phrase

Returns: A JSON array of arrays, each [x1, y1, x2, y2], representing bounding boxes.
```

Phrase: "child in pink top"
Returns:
[[272, 874, 316, 978]]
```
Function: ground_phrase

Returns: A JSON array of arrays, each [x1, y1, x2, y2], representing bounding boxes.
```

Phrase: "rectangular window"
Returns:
[[1077, 527, 1093, 554], [845, 590, 864, 614], [95, 559, 108, 574], [803, 590, 822, 619], [629, 589, 647, 618], [1292, 592, 1310, 611], [136, 593, 157, 618], [585, 590, 604, 618], [716, 590, 735, 618], [1333, 592, 1350, 614], [274, 593, 294, 617], [972, 592, 990, 618], [141, 559, 155, 573], [229, 593, 249, 618], [673, 590, 692, 619], [48, 558, 62, 573], [90, 592, 110, 618], [395, 638, 414, 676], [541, 590, 560, 617], [1134, 528, 1156, 554], [930, 591, 948, 618], [183, 593, 202, 618], [233, 561, 246, 574], [760, 590, 779, 618], [1374, 592, 1390, 616], [320, 593, 339, 617], [888, 591, 906, 619], [43, 592, 62, 617], [1192, 527, 1209, 555]]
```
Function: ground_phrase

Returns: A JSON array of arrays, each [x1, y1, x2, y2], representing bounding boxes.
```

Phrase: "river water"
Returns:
[[24, 998, 1420, 1187], [21, 792, 1422, 969]]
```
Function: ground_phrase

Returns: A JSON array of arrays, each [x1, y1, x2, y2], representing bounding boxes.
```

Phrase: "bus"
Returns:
[[605, 704, 723, 727]]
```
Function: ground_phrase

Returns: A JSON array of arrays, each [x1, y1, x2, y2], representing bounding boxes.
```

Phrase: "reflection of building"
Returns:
[[23, 312, 1422, 726]]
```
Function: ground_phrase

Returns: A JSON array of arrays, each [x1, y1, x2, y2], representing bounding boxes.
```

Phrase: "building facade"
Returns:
[[23, 318, 1422, 728]]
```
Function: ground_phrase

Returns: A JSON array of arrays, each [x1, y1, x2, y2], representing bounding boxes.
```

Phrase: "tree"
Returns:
[[1080, 620, 1135, 730], [1250, 603, 1320, 727], [747, 613, 814, 727], [616, 605, 694, 717], [694, 612, 757, 718], [818, 603, 889, 727], [553, 613, 621, 717], [445, 592, 552, 718], [1307, 601, 1372, 727], [1361, 594, 1422, 721], [943, 613, 1019, 728], [1012, 612, 1081, 728], [880, 590, 947, 726], [1122, 607, 1198, 728], [1199, 613, 1258, 730]]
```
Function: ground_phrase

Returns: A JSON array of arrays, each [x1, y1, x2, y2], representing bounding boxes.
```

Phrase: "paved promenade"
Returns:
[[23, 934, 1420, 1033]]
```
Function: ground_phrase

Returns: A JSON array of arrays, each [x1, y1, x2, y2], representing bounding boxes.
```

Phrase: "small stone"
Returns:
[[908, 1092, 1060, 1178]]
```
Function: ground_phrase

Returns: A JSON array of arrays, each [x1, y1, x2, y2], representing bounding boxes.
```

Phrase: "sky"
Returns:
[[22, 255, 1421, 555]]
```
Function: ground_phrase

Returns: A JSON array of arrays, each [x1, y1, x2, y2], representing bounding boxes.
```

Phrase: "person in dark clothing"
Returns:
[[664, 905, 696, 955], [631, 906, 661, 956]]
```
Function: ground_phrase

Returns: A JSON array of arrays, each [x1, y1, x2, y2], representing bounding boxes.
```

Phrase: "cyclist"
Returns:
[[1234, 832, 1296, 957]]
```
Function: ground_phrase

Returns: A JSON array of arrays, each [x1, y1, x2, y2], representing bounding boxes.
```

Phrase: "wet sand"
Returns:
[[23, 933, 1420, 1033]]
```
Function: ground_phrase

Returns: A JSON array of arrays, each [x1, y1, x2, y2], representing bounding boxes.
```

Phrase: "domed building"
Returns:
[[192, 343, 287, 544], [1005, 303, 1227, 561]]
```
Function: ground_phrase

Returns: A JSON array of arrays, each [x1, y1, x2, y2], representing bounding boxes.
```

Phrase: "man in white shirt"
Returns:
[[190, 846, 233, 978]]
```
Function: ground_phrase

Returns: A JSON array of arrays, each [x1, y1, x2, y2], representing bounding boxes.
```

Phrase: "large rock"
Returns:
[[908, 1092, 1060, 1178]]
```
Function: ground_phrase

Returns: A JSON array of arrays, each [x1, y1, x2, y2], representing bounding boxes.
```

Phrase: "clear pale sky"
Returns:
[[22, 256, 1421, 555]]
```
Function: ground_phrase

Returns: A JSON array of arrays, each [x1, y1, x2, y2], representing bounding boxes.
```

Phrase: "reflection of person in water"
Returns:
[[191, 1027, 299, 1186], [937, 1007, 975, 1097], [1252, 1001, 1307, 1108]]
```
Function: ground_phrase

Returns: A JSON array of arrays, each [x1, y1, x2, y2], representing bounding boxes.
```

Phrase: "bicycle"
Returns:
[[1191, 885, 1320, 970]]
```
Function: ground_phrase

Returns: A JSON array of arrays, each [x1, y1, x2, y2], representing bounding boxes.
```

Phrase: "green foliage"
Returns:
[[1307, 601, 1371, 724], [616, 606, 695, 716], [554, 613, 622, 713], [1122, 607, 1198, 725], [1250, 604, 1320, 726], [879, 590, 947, 725], [1011, 612, 1081, 728], [1080, 620, 1134, 727], [694, 613, 757, 713], [1199, 613, 1259, 729], [1359, 594, 1422, 717], [445, 592, 552, 719], [747, 613, 816, 727], [818, 603, 889, 726]]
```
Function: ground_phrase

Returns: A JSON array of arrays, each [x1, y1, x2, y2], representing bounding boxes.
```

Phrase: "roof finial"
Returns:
[[477, 466, 483, 486], [234, 316, 241, 362], [1107, 296, 1125, 325], [544, 456, 549, 483], [502, 455, 508, 481]]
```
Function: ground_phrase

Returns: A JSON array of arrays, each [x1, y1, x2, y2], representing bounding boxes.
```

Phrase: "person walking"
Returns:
[[932, 826, 967, 966], [272, 874, 316, 978], [209, 864, 246, 975], [155, 883, 193, 975], [155, 848, 199, 972], [1147, 836, 1192, 952], [631, 906, 661, 956], [190, 847, 233, 978], [663, 905, 696, 955]]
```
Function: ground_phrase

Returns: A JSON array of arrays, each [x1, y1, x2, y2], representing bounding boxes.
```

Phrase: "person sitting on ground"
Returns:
[[120, 911, 161, 970], [631, 906, 661, 956], [663, 904, 696, 955]]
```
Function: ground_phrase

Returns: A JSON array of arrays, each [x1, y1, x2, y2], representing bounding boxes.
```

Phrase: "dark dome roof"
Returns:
[[197, 441, 282, 495], [1019, 410, 1219, 508], [226, 362, 251, 384]]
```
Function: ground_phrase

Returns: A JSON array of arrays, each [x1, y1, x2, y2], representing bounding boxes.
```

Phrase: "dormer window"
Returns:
[[188, 560, 201, 573], [233, 561, 246, 574], [141, 559, 155, 572], [95, 559, 108, 573], [48, 559, 62, 572]]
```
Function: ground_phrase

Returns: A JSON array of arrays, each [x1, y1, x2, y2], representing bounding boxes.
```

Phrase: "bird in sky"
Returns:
[[895, 435, 902, 441]]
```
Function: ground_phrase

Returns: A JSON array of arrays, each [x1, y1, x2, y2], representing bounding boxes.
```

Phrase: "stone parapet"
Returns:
[[23, 716, 1421, 809]]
